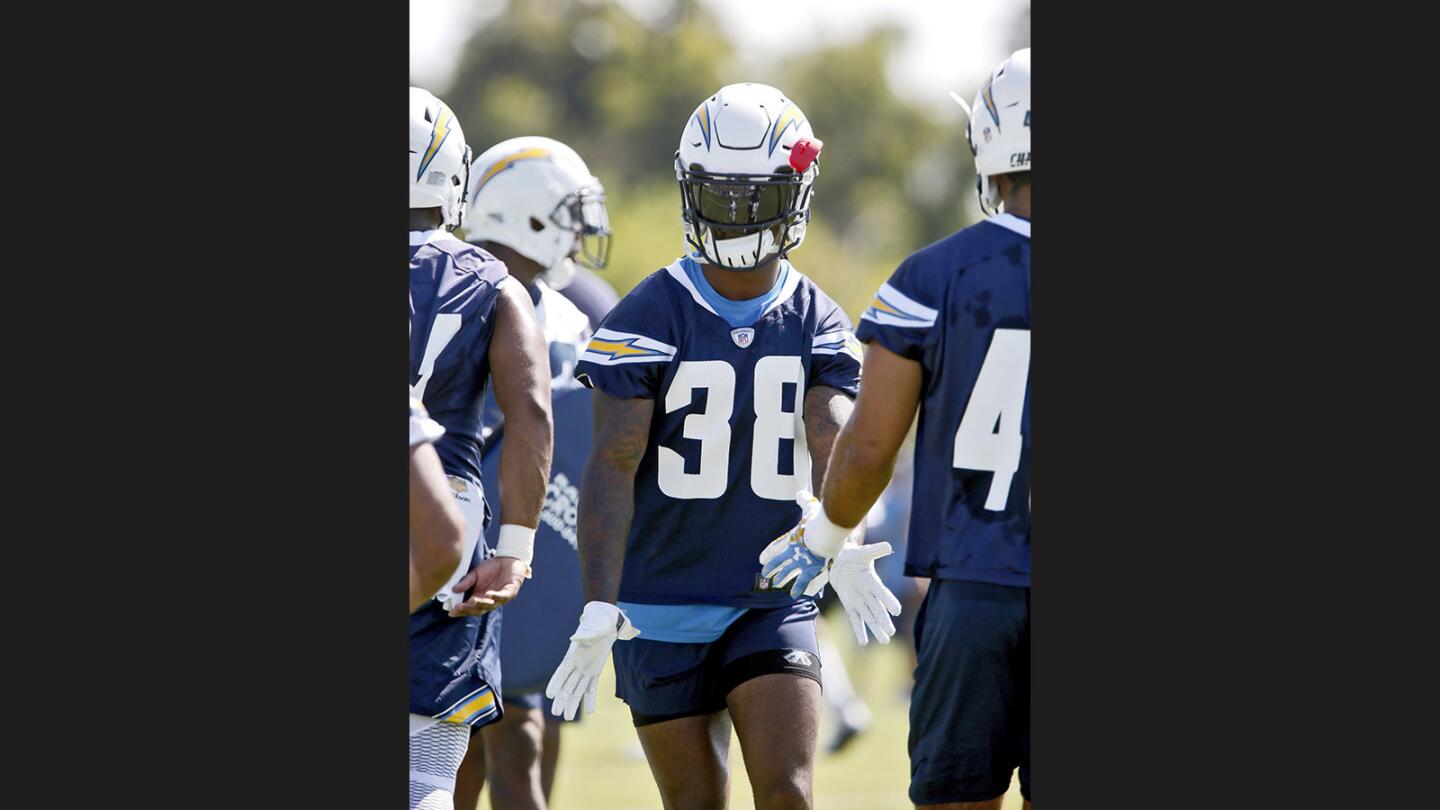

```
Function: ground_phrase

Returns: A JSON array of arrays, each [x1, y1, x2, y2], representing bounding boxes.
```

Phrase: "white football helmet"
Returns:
[[950, 48, 1030, 216], [410, 87, 473, 231], [675, 83, 822, 271], [465, 136, 611, 290]]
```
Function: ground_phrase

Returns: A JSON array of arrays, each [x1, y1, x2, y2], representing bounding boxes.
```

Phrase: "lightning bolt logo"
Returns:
[[586, 337, 668, 360], [417, 105, 453, 181], [473, 147, 551, 195], [865, 294, 926, 323], [768, 104, 805, 156], [981, 78, 1001, 132], [694, 103, 713, 150]]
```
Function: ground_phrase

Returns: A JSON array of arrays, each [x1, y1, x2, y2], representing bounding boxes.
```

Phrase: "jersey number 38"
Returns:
[[658, 357, 808, 502]]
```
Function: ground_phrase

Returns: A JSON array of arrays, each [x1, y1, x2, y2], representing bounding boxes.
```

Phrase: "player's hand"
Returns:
[[828, 541, 903, 646], [760, 536, 830, 598], [545, 601, 639, 720], [446, 555, 530, 617], [759, 490, 850, 598]]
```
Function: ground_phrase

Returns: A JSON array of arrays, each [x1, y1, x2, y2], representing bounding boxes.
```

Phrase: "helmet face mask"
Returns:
[[677, 161, 813, 271], [549, 186, 612, 271], [675, 83, 821, 272], [455, 144, 473, 228]]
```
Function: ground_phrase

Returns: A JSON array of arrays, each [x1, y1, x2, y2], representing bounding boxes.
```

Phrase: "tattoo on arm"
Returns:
[[577, 390, 654, 604], [804, 385, 856, 494]]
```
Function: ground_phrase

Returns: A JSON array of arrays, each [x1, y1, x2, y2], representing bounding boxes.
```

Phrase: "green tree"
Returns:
[[437, 0, 975, 320]]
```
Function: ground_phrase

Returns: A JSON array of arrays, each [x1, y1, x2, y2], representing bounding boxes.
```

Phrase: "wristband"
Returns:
[[495, 524, 536, 566], [802, 506, 854, 559]]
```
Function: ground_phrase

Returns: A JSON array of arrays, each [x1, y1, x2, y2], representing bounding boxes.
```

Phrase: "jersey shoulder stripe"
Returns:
[[861, 281, 939, 329], [811, 330, 863, 362]]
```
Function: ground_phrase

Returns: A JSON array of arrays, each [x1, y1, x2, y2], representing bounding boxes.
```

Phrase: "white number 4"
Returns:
[[412, 312, 463, 401], [952, 328, 1029, 511]]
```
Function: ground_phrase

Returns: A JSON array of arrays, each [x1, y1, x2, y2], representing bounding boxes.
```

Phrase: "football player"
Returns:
[[451, 137, 611, 810], [411, 394, 466, 614], [762, 50, 1032, 810], [545, 83, 891, 810], [408, 87, 555, 810]]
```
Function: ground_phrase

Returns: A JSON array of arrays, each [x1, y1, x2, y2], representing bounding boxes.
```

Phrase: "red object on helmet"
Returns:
[[789, 137, 823, 172]]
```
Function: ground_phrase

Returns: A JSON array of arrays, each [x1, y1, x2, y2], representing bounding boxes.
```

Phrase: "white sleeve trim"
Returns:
[[812, 330, 864, 363], [860, 282, 939, 329]]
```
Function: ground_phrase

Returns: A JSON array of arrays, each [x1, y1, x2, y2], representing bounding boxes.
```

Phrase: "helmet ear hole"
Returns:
[[529, 217, 546, 232]]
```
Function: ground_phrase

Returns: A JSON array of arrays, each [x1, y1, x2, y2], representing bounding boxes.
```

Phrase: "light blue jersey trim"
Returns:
[[617, 602, 748, 643], [681, 254, 792, 329]]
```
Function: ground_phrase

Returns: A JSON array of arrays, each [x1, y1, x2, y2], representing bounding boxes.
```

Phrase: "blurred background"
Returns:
[[412, 0, 1029, 320], [411, 1, 1029, 807]]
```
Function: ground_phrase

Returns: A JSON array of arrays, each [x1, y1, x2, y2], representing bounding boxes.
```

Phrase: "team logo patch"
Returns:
[[447, 476, 473, 505], [731, 328, 755, 348], [783, 650, 813, 667]]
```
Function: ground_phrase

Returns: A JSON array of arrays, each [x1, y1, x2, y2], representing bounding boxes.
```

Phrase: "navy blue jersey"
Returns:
[[856, 214, 1030, 587], [408, 228, 510, 726], [482, 383, 592, 692], [409, 229, 510, 485], [575, 256, 862, 608]]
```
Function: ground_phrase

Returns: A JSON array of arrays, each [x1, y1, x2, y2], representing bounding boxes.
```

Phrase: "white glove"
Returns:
[[828, 541, 903, 646], [545, 601, 639, 720]]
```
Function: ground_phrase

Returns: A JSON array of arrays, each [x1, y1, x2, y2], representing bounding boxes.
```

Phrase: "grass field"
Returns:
[[472, 611, 1023, 810]]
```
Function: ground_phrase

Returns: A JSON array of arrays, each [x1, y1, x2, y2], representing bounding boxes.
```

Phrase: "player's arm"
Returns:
[[761, 343, 915, 645], [410, 441, 467, 613], [820, 342, 923, 527], [577, 389, 653, 604], [489, 281, 554, 532], [544, 388, 649, 720], [802, 384, 856, 493], [449, 280, 554, 616]]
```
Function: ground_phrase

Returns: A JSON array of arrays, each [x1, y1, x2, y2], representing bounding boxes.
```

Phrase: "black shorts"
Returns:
[[613, 601, 822, 726], [909, 579, 1030, 804]]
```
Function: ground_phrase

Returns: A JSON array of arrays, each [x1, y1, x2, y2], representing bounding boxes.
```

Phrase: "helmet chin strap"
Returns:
[[977, 174, 1004, 217]]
